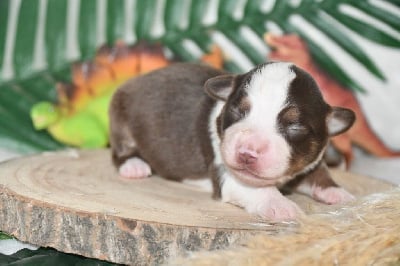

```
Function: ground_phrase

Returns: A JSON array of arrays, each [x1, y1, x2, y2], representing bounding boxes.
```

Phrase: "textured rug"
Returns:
[[173, 188, 400, 265]]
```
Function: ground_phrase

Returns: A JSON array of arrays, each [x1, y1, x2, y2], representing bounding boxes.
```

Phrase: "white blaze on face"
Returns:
[[246, 62, 296, 128], [221, 62, 296, 181], [209, 101, 225, 165]]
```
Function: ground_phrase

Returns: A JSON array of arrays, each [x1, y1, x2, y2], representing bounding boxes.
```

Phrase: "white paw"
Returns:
[[313, 186, 355, 205], [119, 158, 152, 179], [252, 196, 303, 222]]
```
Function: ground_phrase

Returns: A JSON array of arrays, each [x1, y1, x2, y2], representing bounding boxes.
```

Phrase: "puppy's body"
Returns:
[[110, 62, 355, 221], [110, 64, 221, 181]]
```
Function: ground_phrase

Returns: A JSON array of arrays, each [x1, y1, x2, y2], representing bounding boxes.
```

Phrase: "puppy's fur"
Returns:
[[109, 62, 355, 221]]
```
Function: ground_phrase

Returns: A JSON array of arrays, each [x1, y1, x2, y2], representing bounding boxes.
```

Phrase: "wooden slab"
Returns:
[[0, 149, 395, 265]]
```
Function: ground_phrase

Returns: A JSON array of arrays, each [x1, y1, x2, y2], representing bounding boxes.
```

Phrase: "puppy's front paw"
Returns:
[[253, 196, 303, 222], [119, 158, 152, 179], [313, 186, 355, 205]]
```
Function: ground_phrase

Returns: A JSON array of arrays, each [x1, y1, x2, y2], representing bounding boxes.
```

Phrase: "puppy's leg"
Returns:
[[118, 157, 152, 179], [292, 163, 354, 204], [219, 170, 303, 221], [111, 136, 152, 180], [109, 104, 152, 179]]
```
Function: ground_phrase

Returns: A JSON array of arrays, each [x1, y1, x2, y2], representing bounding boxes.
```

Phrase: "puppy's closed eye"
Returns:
[[286, 124, 310, 141]]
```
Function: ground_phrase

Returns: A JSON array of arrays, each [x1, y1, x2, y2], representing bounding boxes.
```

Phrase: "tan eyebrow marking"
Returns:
[[239, 97, 251, 113], [282, 107, 300, 122]]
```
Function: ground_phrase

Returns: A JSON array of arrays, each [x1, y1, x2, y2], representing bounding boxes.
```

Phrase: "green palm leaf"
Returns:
[[0, 0, 399, 154]]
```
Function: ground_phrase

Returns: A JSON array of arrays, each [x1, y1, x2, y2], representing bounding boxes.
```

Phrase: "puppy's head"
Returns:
[[205, 62, 355, 187]]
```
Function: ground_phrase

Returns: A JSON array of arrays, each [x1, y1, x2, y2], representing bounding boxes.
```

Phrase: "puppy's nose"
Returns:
[[238, 150, 258, 165]]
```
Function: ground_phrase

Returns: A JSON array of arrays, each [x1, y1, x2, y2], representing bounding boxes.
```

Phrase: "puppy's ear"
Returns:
[[204, 75, 235, 101], [327, 107, 356, 136]]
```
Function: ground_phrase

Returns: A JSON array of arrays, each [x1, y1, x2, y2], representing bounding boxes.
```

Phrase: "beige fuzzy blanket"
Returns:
[[173, 187, 400, 265]]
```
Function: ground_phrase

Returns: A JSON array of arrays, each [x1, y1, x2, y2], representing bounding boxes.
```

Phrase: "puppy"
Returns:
[[109, 62, 356, 221]]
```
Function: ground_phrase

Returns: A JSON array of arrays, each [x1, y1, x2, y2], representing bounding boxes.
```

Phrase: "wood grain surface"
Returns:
[[0, 149, 394, 265]]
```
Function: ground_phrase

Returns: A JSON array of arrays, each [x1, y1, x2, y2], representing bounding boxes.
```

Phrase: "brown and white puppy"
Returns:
[[109, 62, 356, 221]]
